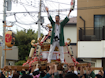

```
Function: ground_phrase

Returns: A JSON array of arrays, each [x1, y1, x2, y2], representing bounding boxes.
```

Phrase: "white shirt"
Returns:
[[55, 24, 60, 38], [48, 15, 60, 38]]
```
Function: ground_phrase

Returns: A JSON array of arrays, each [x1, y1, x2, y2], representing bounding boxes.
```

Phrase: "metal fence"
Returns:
[[79, 27, 105, 41]]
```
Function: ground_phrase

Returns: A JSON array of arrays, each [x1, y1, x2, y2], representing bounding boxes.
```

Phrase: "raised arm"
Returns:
[[45, 7, 54, 25], [68, 9, 72, 17], [80, 66, 84, 76], [43, 65, 52, 78], [68, 0, 75, 17], [85, 66, 89, 75], [74, 66, 78, 75], [45, 7, 49, 15], [60, 16, 69, 27], [60, 0, 75, 27], [61, 1, 74, 27], [54, 64, 60, 78]]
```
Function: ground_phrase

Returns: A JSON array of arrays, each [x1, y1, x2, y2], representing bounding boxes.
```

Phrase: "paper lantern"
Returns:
[[5, 30, 15, 47]]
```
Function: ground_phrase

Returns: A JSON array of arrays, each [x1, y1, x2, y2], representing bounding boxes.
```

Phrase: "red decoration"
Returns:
[[5, 34, 12, 43], [71, 2, 73, 5]]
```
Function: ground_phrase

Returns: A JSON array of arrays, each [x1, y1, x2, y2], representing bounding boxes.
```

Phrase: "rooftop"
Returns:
[[60, 17, 77, 25], [67, 17, 77, 24]]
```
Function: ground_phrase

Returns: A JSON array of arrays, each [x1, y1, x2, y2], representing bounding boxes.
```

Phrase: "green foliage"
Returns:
[[15, 29, 43, 62], [15, 60, 26, 65]]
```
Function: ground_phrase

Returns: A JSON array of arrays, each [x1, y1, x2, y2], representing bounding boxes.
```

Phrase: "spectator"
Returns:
[[78, 73, 80, 78], [95, 74, 102, 78], [0, 72, 5, 78], [59, 71, 63, 78], [98, 70, 104, 77], [21, 74, 33, 78], [12, 72, 19, 78], [64, 72, 79, 78], [40, 71, 46, 78], [42, 65, 53, 78]]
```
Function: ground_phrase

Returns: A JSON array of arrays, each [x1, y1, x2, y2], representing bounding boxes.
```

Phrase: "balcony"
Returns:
[[79, 26, 105, 41], [78, 26, 105, 58]]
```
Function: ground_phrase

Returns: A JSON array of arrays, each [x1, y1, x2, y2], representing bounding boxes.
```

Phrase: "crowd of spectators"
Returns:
[[0, 63, 104, 78]]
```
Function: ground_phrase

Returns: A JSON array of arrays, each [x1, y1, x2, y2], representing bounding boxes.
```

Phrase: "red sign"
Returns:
[[5, 34, 12, 43]]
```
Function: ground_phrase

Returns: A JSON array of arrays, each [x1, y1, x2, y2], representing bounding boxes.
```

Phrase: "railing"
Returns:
[[79, 26, 105, 41]]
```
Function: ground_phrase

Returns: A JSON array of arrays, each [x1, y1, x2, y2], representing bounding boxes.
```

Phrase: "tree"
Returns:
[[15, 29, 43, 62]]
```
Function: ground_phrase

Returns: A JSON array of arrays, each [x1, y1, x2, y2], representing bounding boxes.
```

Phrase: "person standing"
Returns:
[[45, 6, 72, 63]]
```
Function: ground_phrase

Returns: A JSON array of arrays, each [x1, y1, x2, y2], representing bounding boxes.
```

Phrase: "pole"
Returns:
[[2, 0, 7, 68], [58, 3, 60, 15], [4, 46, 6, 66], [79, 16, 85, 35], [38, 0, 42, 39]]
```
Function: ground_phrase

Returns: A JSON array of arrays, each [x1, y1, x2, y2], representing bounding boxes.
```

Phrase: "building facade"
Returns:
[[0, 36, 18, 67], [77, 0, 105, 72], [0, 46, 18, 67]]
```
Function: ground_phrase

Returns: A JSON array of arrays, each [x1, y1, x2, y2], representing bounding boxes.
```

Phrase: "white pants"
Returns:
[[48, 41, 64, 63]]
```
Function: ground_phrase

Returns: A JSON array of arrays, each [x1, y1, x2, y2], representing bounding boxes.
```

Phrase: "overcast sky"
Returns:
[[0, 0, 77, 36]]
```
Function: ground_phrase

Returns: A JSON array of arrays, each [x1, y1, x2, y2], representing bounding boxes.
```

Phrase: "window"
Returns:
[[94, 15, 105, 40], [94, 15, 105, 27]]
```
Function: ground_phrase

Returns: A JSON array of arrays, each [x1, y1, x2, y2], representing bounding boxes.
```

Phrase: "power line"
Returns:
[[22, 4, 37, 22], [56, 0, 66, 11], [14, 14, 42, 30], [16, 1, 38, 8], [25, 0, 30, 4], [45, 0, 77, 6], [15, 22, 40, 31], [44, 0, 58, 10], [78, 0, 101, 2], [14, 23, 28, 30], [14, 14, 37, 25], [21, 0, 48, 32], [0, 4, 104, 15]]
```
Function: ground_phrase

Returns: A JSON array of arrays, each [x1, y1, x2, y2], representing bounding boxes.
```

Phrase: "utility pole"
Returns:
[[38, 0, 42, 38], [58, 3, 60, 15], [2, 0, 7, 68]]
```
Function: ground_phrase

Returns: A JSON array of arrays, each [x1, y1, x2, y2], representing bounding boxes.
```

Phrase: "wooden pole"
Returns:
[[1, 65, 103, 71], [3, 22, 12, 66], [4, 46, 6, 66], [4, 22, 6, 66]]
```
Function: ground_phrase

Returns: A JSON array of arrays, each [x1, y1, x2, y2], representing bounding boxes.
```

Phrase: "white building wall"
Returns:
[[78, 41, 104, 73], [95, 59, 102, 74], [64, 26, 77, 43], [78, 41, 103, 58], [101, 40, 105, 57], [6, 46, 18, 60]]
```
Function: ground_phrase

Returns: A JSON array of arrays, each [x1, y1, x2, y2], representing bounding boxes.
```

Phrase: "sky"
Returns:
[[0, 0, 77, 36]]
